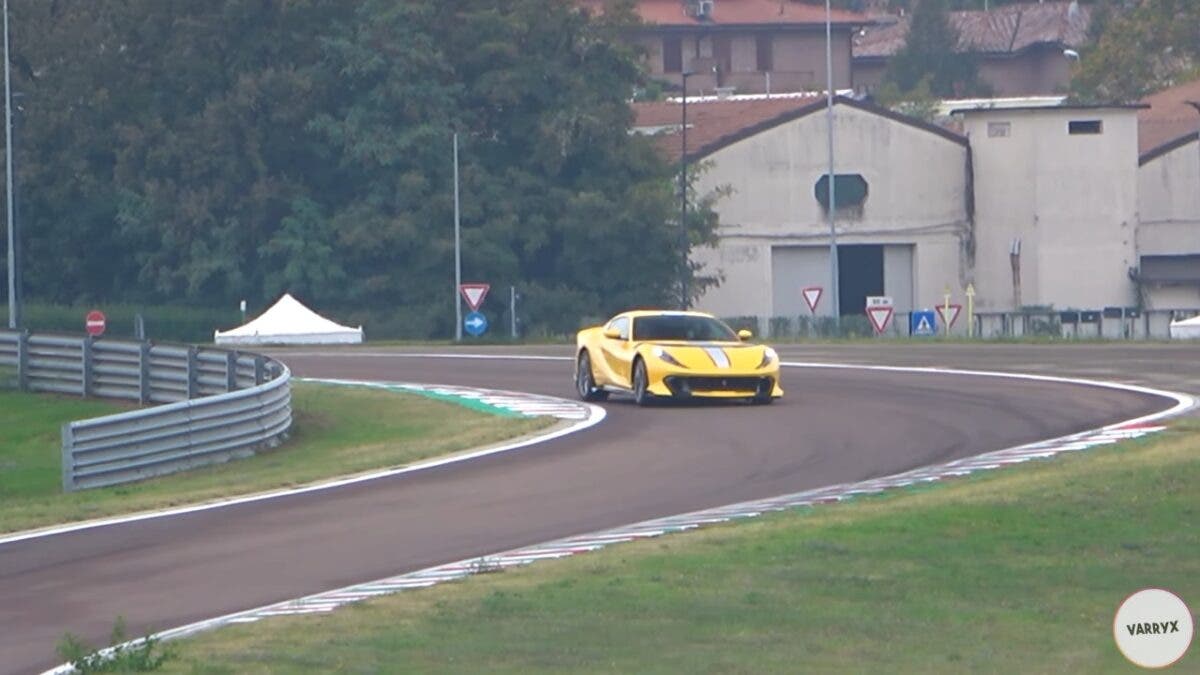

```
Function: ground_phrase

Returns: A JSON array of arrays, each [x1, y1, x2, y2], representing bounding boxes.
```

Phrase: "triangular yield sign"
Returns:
[[802, 286, 823, 313], [936, 303, 962, 328], [459, 283, 490, 311], [867, 306, 894, 334]]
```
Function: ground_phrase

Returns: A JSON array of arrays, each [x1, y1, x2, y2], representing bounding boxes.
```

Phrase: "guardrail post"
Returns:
[[187, 346, 199, 399], [82, 336, 94, 397], [139, 340, 151, 404], [17, 329, 29, 391], [226, 351, 238, 392], [61, 422, 77, 492], [254, 356, 266, 385]]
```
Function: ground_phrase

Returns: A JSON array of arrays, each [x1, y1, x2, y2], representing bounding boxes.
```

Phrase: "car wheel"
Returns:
[[751, 393, 775, 405], [576, 351, 608, 402], [632, 358, 652, 406]]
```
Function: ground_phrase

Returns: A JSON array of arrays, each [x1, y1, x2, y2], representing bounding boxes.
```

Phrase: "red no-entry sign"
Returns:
[[85, 310, 106, 336]]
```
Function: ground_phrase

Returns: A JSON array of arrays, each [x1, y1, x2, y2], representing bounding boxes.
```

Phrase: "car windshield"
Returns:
[[632, 315, 738, 342]]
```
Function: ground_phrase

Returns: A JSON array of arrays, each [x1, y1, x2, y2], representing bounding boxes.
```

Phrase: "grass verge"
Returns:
[[0, 383, 553, 534], [160, 420, 1198, 674]]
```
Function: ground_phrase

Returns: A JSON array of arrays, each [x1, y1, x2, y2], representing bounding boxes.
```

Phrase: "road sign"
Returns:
[[801, 286, 823, 314], [85, 310, 106, 337], [459, 283, 490, 312], [936, 303, 962, 328], [464, 311, 488, 337], [865, 296, 894, 335], [910, 310, 936, 336]]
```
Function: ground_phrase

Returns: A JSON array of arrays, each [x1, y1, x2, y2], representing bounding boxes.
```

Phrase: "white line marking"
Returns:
[[1, 382, 605, 546], [35, 358, 1197, 675]]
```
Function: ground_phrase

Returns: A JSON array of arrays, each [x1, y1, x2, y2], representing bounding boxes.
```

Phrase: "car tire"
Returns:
[[576, 351, 608, 402], [632, 358, 653, 406], [751, 393, 774, 405]]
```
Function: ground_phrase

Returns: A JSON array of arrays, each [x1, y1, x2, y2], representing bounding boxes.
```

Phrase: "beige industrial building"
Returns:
[[634, 89, 1200, 338]]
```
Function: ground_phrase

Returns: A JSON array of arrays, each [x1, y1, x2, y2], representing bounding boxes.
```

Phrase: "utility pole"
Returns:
[[4, 0, 17, 329], [453, 133, 462, 342], [824, 0, 840, 331]]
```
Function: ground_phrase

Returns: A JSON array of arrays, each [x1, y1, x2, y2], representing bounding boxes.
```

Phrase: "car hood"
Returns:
[[644, 341, 769, 370]]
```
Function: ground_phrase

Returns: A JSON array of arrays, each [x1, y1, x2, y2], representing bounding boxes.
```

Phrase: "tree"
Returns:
[[4, 0, 718, 336], [881, 0, 988, 100], [1071, 0, 1200, 102]]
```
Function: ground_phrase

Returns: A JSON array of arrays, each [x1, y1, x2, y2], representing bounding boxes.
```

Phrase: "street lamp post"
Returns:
[[4, 0, 17, 329], [824, 0, 840, 330], [453, 132, 462, 341], [680, 70, 692, 310]]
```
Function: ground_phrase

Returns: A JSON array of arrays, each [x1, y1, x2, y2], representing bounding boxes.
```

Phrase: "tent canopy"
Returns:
[[1169, 313, 1200, 340], [214, 293, 363, 345]]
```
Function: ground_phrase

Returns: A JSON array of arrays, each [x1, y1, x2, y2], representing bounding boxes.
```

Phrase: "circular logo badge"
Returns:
[[1113, 588, 1193, 668]]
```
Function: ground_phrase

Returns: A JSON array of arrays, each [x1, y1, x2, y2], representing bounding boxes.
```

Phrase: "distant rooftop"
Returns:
[[854, 1, 1090, 59], [633, 92, 965, 163], [579, 0, 870, 27], [1138, 78, 1200, 156]]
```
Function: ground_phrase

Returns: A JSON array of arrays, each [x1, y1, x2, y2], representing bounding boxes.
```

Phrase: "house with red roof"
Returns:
[[852, 1, 1091, 97], [581, 0, 872, 96]]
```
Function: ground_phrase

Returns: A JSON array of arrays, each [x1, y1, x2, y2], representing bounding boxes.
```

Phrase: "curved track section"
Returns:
[[0, 349, 1184, 674]]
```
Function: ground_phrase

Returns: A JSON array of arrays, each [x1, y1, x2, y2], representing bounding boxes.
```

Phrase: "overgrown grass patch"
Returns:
[[0, 383, 552, 534], [162, 421, 1199, 673]]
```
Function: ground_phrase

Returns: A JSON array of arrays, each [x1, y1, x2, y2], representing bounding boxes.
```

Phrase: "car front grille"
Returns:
[[664, 376, 772, 395]]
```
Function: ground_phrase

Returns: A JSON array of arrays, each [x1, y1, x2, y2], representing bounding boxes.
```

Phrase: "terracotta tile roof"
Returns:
[[632, 93, 965, 163], [854, 1, 1090, 58], [1138, 78, 1200, 156], [579, 0, 870, 27]]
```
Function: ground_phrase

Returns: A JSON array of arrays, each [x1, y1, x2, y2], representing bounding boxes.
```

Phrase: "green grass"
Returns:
[[159, 421, 1199, 674], [0, 383, 552, 534]]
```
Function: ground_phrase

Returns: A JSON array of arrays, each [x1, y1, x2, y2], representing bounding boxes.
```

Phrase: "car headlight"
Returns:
[[757, 347, 777, 369], [652, 346, 685, 367]]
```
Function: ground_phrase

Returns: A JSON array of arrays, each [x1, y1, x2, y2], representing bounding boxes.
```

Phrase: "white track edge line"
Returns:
[[0, 382, 604, 546], [38, 364, 1196, 675]]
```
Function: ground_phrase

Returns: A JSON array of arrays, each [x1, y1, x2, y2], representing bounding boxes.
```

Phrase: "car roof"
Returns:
[[612, 310, 720, 321]]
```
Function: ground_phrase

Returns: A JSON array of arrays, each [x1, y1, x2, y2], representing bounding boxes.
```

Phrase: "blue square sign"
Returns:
[[910, 310, 937, 336]]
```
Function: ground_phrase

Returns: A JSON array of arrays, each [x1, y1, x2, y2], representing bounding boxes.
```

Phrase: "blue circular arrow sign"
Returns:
[[464, 311, 488, 337]]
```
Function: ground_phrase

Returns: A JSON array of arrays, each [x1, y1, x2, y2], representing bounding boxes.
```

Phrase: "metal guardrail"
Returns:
[[0, 329, 291, 491]]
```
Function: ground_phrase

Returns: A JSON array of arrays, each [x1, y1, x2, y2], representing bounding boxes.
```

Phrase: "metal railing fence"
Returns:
[[0, 329, 292, 491]]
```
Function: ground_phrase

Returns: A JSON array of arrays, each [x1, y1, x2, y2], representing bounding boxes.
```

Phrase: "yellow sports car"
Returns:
[[574, 310, 783, 405]]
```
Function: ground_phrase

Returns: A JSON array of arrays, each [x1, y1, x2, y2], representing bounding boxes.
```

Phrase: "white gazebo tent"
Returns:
[[214, 293, 363, 345], [1169, 314, 1200, 340]]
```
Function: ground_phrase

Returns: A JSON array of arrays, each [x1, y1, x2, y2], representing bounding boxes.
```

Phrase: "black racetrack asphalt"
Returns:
[[1, 343, 1190, 674]]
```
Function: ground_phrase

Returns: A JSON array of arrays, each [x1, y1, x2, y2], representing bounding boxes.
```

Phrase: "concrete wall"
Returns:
[[1137, 138, 1200, 310], [691, 102, 970, 319], [1139, 138, 1200, 254], [963, 108, 1140, 312]]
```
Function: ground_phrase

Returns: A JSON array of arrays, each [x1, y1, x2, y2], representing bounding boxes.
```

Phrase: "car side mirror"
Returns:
[[603, 327, 622, 340], [737, 329, 752, 340]]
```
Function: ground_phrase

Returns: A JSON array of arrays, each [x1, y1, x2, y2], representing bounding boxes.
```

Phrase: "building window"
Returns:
[[1068, 120, 1103, 135], [663, 36, 682, 73], [987, 121, 1011, 138], [756, 35, 772, 72], [815, 174, 869, 210]]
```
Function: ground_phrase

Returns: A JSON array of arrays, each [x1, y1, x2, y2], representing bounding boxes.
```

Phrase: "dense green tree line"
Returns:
[[1, 0, 718, 337]]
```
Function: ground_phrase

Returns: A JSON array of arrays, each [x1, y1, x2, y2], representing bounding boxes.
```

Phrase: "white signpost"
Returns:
[[865, 296, 894, 335]]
